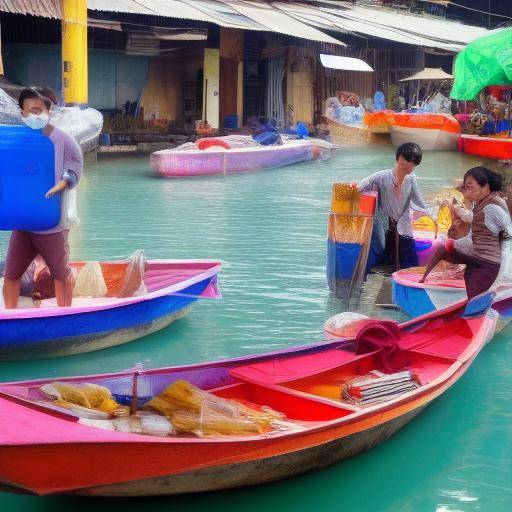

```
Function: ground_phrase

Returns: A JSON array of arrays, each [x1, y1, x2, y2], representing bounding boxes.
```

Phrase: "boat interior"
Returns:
[[0, 260, 219, 312], [0, 307, 487, 435]]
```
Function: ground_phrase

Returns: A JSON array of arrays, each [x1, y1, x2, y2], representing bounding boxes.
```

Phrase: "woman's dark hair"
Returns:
[[464, 166, 502, 192], [18, 87, 57, 110], [395, 142, 422, 165]]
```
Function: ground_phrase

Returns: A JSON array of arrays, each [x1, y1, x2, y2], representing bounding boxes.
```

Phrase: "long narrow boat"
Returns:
[[0, 297, 497, 496], [0, 259, 221, 360], [392, 266, 512, 329], [151, 136, 335, 178]]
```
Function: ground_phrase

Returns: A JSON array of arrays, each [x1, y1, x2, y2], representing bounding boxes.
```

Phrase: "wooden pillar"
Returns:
[[219, 28, 244, 128], [203, 48, 220, 129]]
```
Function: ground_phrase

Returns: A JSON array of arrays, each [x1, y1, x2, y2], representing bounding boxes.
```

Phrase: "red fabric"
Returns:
[[197, 139, 231, 151], [355, 320, 409, 372]]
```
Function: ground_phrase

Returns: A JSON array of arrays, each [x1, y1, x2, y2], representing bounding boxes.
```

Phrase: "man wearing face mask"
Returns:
[[2, 87, 83, 308]]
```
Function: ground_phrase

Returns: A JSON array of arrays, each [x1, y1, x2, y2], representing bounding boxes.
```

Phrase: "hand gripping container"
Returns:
[[0, 125, 60, 231]]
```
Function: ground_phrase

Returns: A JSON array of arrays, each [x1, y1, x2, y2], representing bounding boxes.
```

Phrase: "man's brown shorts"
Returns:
[[4, 230, 71, 282]]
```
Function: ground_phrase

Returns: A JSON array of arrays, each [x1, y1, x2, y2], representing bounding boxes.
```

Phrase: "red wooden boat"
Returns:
[[458, 134, 512, 160], [0, 297, 497, 496]]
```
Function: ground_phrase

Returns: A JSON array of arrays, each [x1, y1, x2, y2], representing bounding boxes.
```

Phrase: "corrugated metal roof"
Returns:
[[0, 0, 62, 18], [273, 2, 499, 52], [222, 1, 342, 45], [0, 0, 498, 51]]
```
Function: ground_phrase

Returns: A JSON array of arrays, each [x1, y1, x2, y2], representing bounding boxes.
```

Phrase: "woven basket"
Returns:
[[327, 119, 373, 146]]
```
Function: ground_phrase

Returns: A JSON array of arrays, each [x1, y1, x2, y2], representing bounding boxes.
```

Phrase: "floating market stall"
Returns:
[[0, 294, 498, 496], [388, 68, 459, 150], [451, 28, 512, 159]]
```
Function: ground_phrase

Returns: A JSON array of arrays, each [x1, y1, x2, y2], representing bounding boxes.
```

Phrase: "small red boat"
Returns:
[[458, 134, 512, 160], [0, 296, 497, 496]]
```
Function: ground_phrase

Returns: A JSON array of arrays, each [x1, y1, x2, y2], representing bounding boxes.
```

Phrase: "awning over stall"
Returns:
[[320, 54, 373, 72]]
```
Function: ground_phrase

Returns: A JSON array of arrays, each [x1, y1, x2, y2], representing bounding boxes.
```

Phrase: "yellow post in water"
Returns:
[[62, 0, 88, 104]]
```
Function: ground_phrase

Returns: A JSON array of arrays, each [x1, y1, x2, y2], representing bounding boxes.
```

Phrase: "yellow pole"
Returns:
[[62, 0, 88, 104]]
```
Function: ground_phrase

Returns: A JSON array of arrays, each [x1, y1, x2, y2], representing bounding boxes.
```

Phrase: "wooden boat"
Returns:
[[389, 113, 460, 151], [0, 259, 221, 360], [0, 297, 497, 496], [151, 136, 335, 178], [458, 134, 512, 160], [392, 266, 512, 330]]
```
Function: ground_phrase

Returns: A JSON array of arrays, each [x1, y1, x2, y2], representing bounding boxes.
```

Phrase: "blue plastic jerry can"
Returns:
[[0, 125, 61, 231]]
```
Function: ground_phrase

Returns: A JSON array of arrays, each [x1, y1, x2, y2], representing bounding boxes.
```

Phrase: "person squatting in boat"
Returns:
[[358, 142, 429, 271], [419, 167, 512, 299]]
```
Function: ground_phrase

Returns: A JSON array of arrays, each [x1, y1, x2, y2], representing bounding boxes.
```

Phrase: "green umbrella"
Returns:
[[450, 28, 512, 100]]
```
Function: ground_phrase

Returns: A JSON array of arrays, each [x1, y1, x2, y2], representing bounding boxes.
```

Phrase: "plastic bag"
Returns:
[[73, 261, 108, 297], [146, 379, 285, 437], [323, 312, 371, 338], [40, 381, 118, 411], [60, 187, 80, 230], [79, 412, 175, 437], [118, 250, 147, 298]]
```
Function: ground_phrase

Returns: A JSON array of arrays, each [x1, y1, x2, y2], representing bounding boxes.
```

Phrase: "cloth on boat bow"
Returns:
[[354, 320, 409, 372]]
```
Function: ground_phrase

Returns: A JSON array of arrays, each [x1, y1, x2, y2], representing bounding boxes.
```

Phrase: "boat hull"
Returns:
[[0, 278, 211, 360], [77, 406, 425, 496], [390, 126, 458, 151], [393, 278, 467, 317], [151, 140, 331, 178], [458, 134, 512, 160]]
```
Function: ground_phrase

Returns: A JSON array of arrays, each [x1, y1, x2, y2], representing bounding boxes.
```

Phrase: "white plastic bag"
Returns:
[[73, 261, 107, 298], [60, 188, 80, 230], [118, 250, 148, 298]]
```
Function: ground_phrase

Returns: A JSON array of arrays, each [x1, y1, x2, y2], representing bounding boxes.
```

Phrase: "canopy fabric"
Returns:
[[320, 54, 373, 72], [399, 68, 453, 81], [451, 28, 512, 100]]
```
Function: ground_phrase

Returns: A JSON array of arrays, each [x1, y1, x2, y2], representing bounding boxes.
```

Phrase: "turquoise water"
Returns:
[[1, 143, 511, 511]]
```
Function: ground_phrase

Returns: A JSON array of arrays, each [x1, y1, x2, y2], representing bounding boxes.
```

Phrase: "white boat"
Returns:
[[389, 113, 460, 151], [151, 135, 336, 178]]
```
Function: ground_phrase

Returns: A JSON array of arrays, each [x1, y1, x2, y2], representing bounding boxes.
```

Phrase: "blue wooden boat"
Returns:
[[0, 259, 221, 360]]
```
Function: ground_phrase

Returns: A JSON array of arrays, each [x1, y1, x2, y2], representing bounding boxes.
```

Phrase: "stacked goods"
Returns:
[[342, 370, 419, 406], [40, 382, 121, 413], [327, 184, 377, 299], [145, 380, 286, 437]]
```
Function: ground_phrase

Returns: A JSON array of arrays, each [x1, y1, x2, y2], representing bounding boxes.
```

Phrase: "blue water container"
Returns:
[[0, 125, 60, 231]]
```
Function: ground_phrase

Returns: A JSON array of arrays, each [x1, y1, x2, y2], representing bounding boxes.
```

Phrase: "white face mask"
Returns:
[[22, 112, 50, 130]]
